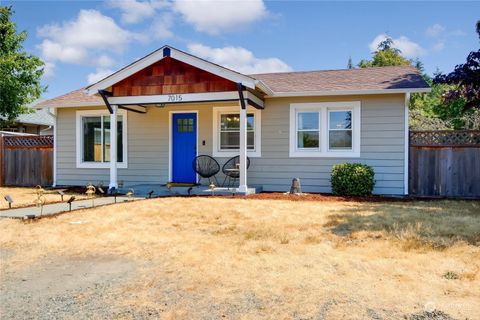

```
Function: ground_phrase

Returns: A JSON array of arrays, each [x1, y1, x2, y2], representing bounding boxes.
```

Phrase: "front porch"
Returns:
[[83, 46, 266, 195], [118, 184, 262, 197]]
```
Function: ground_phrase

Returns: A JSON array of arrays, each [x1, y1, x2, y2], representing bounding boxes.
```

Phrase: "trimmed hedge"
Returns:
[[331, 163, 375, 196]]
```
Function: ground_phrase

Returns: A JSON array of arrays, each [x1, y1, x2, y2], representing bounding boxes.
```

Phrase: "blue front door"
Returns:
[[172, 113, 197, 183]]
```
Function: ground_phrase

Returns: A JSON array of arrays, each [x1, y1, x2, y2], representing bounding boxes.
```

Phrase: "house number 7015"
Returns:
[[168, 94, 182, 102]]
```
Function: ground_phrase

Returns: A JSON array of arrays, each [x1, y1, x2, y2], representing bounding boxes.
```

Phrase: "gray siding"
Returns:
[[56, 94, 406, 195]]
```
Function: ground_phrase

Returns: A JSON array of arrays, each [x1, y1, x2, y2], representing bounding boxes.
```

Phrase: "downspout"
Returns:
[[404, 92, 411, 195]]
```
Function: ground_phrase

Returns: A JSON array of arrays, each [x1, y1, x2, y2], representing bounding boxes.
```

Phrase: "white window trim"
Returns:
[[76, 109, 128, 169], [289, 101, 361, 158], [212, 106, 261, 158]]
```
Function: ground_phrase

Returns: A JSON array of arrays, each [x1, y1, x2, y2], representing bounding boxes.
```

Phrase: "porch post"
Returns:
[[109, 104, 118, 191], [238, 100, 248, 193]]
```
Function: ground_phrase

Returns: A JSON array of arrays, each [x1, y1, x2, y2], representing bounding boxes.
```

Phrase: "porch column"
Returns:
[[238, 101, 248, 193], [109, 104, 118, 191]]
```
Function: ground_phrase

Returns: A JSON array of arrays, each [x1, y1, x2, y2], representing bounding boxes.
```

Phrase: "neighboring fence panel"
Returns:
[[1, 135, 53, 187], [409, 130, 480, 198]]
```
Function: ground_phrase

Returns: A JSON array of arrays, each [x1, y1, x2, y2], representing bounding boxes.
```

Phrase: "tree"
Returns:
[[357, 36, 411, 68], [347, 57, 353, 69], [433, 21, 480, 111], [0, 6, 45, 124]]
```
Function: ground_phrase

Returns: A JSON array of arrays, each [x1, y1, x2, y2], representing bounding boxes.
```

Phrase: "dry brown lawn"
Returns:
[[0, 187, 86, 209], [1, 197, 479, 319]]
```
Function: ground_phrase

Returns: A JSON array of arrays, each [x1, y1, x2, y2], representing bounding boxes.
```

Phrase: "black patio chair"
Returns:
[[192, 155, 220, 186], [222, 155, 250, 188]]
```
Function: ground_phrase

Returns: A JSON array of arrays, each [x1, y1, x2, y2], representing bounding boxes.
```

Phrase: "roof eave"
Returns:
[[85, 45, 256, 95], [265, 87, 431, 98]]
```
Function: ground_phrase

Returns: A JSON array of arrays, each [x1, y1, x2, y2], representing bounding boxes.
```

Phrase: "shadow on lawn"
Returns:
[[323, 201, 480, 249]]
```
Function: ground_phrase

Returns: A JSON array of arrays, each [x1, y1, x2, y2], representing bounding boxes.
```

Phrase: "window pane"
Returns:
[[117, 116, 123, 162], [221, 114, 239, 130], [298, 112, 319, 130], [247, 114, 254, 131], [329, 111, 352, 129], [104, 116, 110, 162], [102, 116, 123, 162], [329, 130, 352, 149], [221, 113, 255, 131], [297, 131, 319, 148], [220, 132, 254, 150], [83, 117, 102, 162]]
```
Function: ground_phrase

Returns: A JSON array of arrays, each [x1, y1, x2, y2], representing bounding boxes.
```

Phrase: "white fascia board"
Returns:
[[108, 91, 240, 105], [245, 92, 264, 108], [266, 87, 431, 98], [86, 46, 256, 95], [33, 101, 105, 109], [254, 80, 275, 96], [86, 48, 166, 95]]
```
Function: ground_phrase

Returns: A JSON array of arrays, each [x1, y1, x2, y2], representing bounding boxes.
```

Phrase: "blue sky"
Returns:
[[4, 0, 479, 99]]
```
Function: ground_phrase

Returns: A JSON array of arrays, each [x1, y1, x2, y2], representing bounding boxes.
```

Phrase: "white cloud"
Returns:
[[426, 24, 446, 38], [368, 34, 425, 59], [42, 61, 55, 79], [37, 9, 141, 79], [432, 41, 445, 52], [108, 0, 169, 24], [87, 68, 114, 84], [173, 0, 267, 35], [187, 43, 292, 74], [150, 13, 174, 39], [424, 24, 467, 53]]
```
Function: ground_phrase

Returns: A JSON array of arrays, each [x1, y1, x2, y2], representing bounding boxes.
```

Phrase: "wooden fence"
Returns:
[[409, 130, 480, 198], [0, 135, 53, 187]]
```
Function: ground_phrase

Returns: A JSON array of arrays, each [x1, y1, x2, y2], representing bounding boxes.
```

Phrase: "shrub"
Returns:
[[331, 163, 375, 196]]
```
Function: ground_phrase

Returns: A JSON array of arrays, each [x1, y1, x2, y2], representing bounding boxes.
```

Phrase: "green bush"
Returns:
[[331, 163, 375, 196]]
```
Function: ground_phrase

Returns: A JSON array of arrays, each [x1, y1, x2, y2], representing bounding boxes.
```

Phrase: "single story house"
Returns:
[[1, 107, 54, 135], [36, 45, 430, 195]]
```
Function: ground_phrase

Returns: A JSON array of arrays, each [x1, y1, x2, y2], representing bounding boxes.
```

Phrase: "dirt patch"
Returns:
[[0, 254, 137, 319]]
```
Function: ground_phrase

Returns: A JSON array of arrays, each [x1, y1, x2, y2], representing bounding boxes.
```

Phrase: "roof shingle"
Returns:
[[251, 66, 429, 93], [36, 66, 429, 108]]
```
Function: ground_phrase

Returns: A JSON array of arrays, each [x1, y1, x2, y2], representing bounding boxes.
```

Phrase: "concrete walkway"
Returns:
[[0, 185, 262, 219], [0, 196, 141, 219]]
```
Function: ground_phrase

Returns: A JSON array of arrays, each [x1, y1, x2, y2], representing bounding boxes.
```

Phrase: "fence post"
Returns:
[[0, 134, 3, 187]]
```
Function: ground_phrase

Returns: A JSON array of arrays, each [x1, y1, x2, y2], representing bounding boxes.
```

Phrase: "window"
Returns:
[[213, 106, 261, 157], [76, 110, 128, 168], [297, 112, 320, 149], [289, 102, 360, 157], [220, 113, 254, 150], [328, 110, 352, 150], [177, 118, 194, 132]]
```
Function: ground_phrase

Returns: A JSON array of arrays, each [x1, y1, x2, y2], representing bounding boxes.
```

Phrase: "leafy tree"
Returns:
[[358, 36, 411, 68], [0, 6, 45, 124], [433, 21, 480, 112]]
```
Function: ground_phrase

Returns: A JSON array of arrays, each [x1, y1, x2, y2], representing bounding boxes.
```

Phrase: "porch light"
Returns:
[[126, 189, 134, 201], [33, 194, 46, 216], [209, 182, 216, 195], [67, 196, 76, 211], [4, 195, 13, 209]]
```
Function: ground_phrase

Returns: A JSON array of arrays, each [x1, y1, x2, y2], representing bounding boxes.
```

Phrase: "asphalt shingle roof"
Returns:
[[251, 66, 429, 93], [36, 66, 429, 108]]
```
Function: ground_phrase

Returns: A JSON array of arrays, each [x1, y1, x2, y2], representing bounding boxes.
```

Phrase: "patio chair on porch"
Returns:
[[192, 155, 220, 186], [222, 155, 250, 188]]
